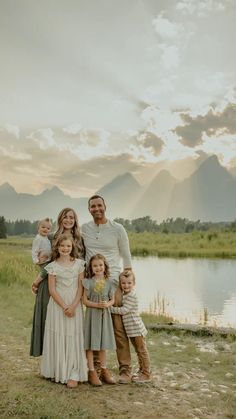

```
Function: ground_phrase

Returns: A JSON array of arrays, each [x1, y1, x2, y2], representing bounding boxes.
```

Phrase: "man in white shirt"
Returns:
[[81, 195, 132, 383]]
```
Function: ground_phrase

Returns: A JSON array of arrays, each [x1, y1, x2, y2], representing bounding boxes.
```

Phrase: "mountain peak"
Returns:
[[199, 154, 220, 169], [191, 154, 229, 179], [0, 182, 16, 193], [40, 186, 65, 197], [154, 170, 176, 182], [97, 172, 140, 194]]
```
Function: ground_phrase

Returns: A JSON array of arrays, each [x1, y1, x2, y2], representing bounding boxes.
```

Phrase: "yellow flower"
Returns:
[[94, 278, 106, 295]]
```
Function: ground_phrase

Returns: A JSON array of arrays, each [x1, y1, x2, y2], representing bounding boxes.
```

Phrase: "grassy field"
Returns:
[[128, 231, 236, 258], [0, 240, 236, 418], [2, 230, 236, 259]]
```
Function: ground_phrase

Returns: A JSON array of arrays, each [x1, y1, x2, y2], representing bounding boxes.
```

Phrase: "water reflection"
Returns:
[[133, 257, 236, 327]]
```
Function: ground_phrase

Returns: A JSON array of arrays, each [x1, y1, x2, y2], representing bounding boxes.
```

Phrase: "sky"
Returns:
[[0, 0, 236, 197]]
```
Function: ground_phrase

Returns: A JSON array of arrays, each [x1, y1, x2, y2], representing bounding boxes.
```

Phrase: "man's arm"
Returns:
[[117, 224, 132, 270]]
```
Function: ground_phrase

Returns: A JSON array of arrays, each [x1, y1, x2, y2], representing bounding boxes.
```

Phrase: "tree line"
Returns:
[[0, 215, 235, 239], [0, 217, 56, 238], [114, 216, 235, 234]]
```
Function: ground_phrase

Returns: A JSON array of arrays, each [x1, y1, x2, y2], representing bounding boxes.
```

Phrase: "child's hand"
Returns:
[[64, 305, 76, 317], [38, 254, 49, 264], [38, 256, 48, 265], [100, 300, 109, 308], [31, 282, 38, 295]]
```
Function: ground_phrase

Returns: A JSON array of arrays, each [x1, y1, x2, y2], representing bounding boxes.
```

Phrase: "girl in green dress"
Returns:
[[82, 254, 116, 386]]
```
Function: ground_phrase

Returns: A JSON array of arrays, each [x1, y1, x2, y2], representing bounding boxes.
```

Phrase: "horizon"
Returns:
[[0, 153, 234, 199]]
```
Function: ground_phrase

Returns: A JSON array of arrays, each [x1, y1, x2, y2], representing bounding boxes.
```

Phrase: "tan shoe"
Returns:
[[133, 372, 151, 384], [67, 379, 78, 388], [118, 371, 132, 384], [100, 368, 116, 384], [88, 370, 102, 386]]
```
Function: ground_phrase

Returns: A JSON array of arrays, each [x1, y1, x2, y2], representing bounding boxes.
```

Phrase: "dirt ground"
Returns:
[[1, 326, 236, 419]]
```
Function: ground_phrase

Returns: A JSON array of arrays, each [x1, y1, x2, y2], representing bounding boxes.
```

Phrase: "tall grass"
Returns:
[[2, 231, 236, 259], [0, 242, 37, 287], [128, 231, 236, 258]]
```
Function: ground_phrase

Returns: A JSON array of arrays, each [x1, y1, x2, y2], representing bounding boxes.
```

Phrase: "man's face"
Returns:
[[89, 197, 106, 221]]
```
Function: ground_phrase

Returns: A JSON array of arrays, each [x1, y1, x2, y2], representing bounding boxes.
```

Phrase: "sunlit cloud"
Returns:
[[0, 145, 31, 160], [174, 102, 236, 147], [29, 128, 56, 150], [137, 131, 164, 156], [5, 124, 20, 139]]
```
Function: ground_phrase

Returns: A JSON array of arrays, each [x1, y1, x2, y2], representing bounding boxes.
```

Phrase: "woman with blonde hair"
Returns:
[[30, 208, 84, 357]]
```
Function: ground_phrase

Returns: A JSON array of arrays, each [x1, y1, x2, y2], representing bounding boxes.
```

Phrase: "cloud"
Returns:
[[174, 103, 236, 147], [151, 13, 184, 71], [0, 123, 164, 196], [152, 14, 183, 39], [0, 145, 31, 161], [138, 131, 164, 156], [29, 128, 56, 150], [176, 0, 226, 16], [160, 44, 180, 70], [5, 124, 20, 139], [49, 153, 158, 197], [63, 123, 82, 134]]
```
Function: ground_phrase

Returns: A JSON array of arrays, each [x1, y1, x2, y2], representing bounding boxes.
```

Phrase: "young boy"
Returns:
[[31, 218, 52, 294], [110, 270, 151, 383]]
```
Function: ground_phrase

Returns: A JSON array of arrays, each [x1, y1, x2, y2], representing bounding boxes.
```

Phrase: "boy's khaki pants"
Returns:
[[111, 287, 131, 375], [93, 287, 131, 376], [130, 335, 150, 375], [111, 313, 131, 375]]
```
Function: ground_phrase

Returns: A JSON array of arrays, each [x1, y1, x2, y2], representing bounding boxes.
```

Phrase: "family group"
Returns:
[[30, 195, 151, 388]]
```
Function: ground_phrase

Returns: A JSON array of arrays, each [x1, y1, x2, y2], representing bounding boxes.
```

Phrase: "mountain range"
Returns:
[[0, 155, 236, 222]]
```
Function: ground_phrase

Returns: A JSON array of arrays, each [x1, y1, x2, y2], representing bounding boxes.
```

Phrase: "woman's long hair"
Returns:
[[53, 208, 84, 257]]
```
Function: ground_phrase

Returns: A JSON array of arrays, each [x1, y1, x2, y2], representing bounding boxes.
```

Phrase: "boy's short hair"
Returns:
[[119, 270, 135, 284], [38, 217, 52, 229]]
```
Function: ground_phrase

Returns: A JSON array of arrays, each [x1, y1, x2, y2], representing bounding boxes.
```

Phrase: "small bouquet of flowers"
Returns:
[[94, 278, 106, 313]]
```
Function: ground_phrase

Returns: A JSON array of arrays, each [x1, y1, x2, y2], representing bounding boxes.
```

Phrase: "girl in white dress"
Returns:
[[40, 234, 87, 388]]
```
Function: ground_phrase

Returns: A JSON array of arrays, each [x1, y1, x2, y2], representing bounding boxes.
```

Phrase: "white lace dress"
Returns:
[[40, 259, 88, 384]]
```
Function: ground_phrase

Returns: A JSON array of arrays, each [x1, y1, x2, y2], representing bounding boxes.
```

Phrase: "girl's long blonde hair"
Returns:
[[53, 208, 84, 257]]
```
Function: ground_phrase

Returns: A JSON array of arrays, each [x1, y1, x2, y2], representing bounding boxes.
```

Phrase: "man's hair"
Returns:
[[88, 195, 106, 208]]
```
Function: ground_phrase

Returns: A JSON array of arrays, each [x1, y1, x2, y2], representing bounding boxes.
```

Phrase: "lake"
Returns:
[[132, 256, 236, 328]]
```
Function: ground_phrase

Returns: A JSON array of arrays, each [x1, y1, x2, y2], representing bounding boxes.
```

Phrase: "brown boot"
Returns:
[[133, 372, 151, 384], [88, 370, 102, 386], [118, 371, 132, 384], [100, 368, 116, 384]]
